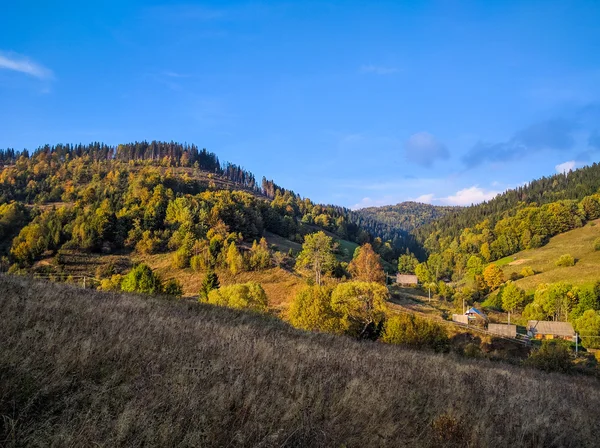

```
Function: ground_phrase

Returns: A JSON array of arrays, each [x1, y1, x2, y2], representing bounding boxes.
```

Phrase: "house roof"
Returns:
[[465, 307, 487, 320], [527, 320, 575, 337], [396, 274, 418, 283]]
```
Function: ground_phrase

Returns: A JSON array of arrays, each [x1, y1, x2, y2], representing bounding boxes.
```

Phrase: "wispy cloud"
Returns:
[[360, 65, 399, 75], [462, 119, 577, 168], [404, 132, 450, 167], [0, 51, 53, 79]]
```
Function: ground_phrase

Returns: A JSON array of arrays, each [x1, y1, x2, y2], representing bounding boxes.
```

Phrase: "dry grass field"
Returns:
[[2, 274, 600, 447], [499, 219, 600, 291]]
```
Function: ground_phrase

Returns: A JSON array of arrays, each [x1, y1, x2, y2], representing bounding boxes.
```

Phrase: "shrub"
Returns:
[[481, 293, 503, 311], [163, 278, 183, 297], [96, 263, 116, 279], [288, 285, 340, 334], [99, 274, 122, 291], [172, 248, 190, 269], [121, 264, 162, 294], [205, 282, 268, 312], [594, 237, 600, 251], [381, 313, 449, 352], [520, 266, 535, 277], [555, 254, 575, 267], [431, 413, 468, 447], [525, 340, 572, 373]]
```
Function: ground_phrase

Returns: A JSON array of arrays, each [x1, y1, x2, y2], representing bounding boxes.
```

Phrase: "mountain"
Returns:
[[2, 273, 598, 447], [0, 141, 420, 283], [355, 201, 457, 233]]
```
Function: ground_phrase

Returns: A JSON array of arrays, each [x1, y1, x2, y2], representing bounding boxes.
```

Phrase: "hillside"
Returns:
[[356, 201, 457, 232], [416, 162, 600, 242], [2, 274, 600, 447], [498, 218, 600, 291]]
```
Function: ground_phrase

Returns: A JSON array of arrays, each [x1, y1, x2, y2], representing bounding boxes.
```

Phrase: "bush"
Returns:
[[121, 264, 162, 294], [163, 278, 183, 297], [96, 263, 116, 279], [520, 266, 535, 277], [555, 254, 575, 267], [594, 238, 600, 251], [382, 313, 449, 352], [172, 248, 190, 269], [288, 285, 340, 333], [99, 274, 122, 291], [205, 282, 268, 312], [481, 293, 503, 311], [525, 340, 572, 373]]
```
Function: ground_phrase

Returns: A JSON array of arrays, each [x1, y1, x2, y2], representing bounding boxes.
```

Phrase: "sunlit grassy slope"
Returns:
[[499, 219, 600, 291], [2, 274, 600, 447]]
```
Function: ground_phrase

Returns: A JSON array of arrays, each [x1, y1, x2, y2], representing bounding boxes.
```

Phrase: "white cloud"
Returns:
[[440, 186, 499, 206], [351, 197, 390, 210], [404, 132, 450, 167], [415, 193, 435, 204], [0, 51, 53, 79], [360, 65, 399, 75], [555, 160, 578, 174]]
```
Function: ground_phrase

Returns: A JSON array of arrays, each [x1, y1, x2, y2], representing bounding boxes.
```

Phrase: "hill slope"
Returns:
[[2, 274, 600, 447], [498, 218, 600, 291]]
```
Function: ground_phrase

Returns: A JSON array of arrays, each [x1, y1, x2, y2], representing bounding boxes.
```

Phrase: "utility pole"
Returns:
[[575, 333, 578, 355], [428, 284, 431, 302], [462, 298, 465, 314], [83, 276, 86, 289]]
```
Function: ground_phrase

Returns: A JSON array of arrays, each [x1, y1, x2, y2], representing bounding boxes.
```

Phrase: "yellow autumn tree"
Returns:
[[348, 243, 386, 284], [483, 264, 505, 290]]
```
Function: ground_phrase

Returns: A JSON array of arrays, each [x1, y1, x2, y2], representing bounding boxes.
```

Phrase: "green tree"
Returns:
[[249, 237, 271, 270], [121, 263, 162, 294], [415, 262, 434, 284], [466, 255, 484, 276], [349, 243, 386, 284], [199, 270, 220, 300], [226, 241, 243, 275], [575, 309, 600, 349], [330, 281, 388, 338], [296, 231, 336, 285], [501, 281, 525, 313], [397, 253, 418, 274]]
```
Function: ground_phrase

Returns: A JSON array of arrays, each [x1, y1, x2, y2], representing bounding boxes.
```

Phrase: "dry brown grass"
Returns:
[[2, 274, 600, 447]]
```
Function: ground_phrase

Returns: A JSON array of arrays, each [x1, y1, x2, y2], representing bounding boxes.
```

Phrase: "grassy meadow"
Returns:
[[2, 274, 600, 447], [498, 219, 600, 291]]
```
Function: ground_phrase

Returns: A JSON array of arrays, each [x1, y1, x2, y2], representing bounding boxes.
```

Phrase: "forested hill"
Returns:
[[415, 162, 600, 243], [409, 161, 600, 286], [0, 141, 421, 270], [355, 201, 457, 233]]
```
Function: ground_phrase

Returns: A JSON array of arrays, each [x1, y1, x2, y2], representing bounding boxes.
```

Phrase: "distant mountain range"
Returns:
[[355, 201, 458, 233]]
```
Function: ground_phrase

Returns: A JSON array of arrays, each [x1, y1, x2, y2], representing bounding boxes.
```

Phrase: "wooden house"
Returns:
[[527, 321, 575, 341], [396, 274, 418, 286]]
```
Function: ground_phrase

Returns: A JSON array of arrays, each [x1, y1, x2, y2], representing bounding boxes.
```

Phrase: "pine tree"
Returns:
[[199, 270, 220, 300]]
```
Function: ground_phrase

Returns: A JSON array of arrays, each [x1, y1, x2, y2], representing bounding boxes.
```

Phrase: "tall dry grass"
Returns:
[[1, 274, 600, 447]]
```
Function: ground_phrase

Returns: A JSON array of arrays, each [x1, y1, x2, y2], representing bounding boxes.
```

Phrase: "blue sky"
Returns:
[[2, 1, 600, 209]]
